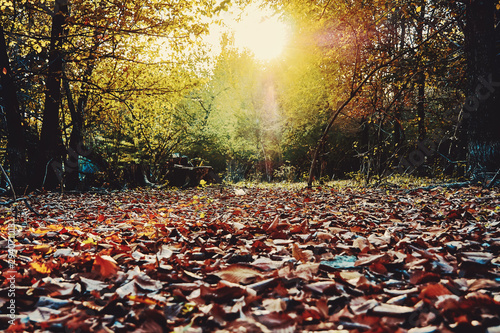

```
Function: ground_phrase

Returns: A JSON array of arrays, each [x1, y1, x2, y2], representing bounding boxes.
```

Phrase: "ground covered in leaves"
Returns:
[[1, 185, 500, 333]]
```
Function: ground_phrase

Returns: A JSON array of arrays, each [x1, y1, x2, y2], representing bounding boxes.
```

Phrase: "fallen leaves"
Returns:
[[0, 185, 499, 332]]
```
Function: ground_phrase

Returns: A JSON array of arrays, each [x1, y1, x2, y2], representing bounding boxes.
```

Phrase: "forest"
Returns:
[[2, 2, 500, 332], [1, 0, 499, 191]]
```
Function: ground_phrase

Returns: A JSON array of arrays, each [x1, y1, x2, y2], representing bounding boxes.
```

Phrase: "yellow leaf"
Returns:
[[416, 6, 421, 12], [31, 262, 51, 274], [82, 237, 97, 245], [33, 244, 52, 254]]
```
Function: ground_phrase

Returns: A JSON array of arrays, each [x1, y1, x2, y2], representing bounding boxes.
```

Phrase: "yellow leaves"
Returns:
[[81, 237, 97, 245], [30, 262, 51, 274], [127, 295, 164, 306], [33, 244, 52, 254], [33, 43, 43, 54], [416, 6, 422, 13], [0, 0, 13, 11]]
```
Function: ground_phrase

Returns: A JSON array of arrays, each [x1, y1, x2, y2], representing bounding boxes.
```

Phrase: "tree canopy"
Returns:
[[1, 0, 498, 190]]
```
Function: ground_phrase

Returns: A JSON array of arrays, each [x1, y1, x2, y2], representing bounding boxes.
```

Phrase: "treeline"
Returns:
[[1, 0, 499, 191]]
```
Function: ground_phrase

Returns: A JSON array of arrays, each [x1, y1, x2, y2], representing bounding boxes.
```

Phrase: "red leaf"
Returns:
[[419, 283, 452, 299]]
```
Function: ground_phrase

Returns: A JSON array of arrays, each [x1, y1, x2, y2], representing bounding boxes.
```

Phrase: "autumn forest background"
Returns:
[[1, 0, 500, 191]]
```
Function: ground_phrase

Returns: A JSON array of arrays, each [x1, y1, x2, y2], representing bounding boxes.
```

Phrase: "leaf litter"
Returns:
[[0, 185, 500, 332]]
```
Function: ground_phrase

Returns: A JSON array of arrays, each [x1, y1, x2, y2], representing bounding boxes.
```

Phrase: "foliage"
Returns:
[[0, 0, 492, 188], [1, 185, 500, 330]]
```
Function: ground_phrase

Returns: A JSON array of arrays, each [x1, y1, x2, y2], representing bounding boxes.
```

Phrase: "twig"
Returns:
[[487, 167, 500, 189], [42, 158, 54, 189], [22, 198, 43, 217], [404, 181, 473, 193], [0, 163, 16, 199], [0, 196, 44, 217]]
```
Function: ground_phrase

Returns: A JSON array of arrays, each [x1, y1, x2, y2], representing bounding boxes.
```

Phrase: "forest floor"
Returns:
[[1, 184, 500, 333]]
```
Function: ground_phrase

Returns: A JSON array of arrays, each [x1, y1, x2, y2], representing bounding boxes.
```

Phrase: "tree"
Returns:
[[1, 0, 220, 189], [0, 23, 28, 192], [465, 0, 500, 182], [37, 0, 68, 189]]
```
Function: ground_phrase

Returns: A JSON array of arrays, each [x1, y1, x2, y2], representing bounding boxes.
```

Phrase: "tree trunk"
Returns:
[[416, 1, 426, 142], [0, 23, 28, 192], [37, 0, 68, 189], [63, 77, 83, 190], [465, 0, 500, 182], [416, 71, 426, 141]]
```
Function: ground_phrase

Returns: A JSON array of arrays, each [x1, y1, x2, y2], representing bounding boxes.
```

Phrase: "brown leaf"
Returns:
[[266, 215, 280, 232], [355, 253, 388, 266], [468, 279, 500, 291], [353, 237, 372, 252], [292, 243, 313, 263], [372, 303, 415, 316], [214, 264, 263, 284], [92, 254, 119, 278], [254, 311, 295, 330]]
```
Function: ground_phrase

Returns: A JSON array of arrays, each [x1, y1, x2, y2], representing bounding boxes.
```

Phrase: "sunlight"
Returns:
[[232, 6, 290, 61]]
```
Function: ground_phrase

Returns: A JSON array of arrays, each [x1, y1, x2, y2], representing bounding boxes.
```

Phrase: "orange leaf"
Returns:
[[92, 254, 119, 278], [419, 283, 452, 299]]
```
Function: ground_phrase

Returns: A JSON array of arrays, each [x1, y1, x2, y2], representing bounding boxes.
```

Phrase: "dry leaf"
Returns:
[[214, 264, 263, 284], [93, 254, 119, 278], [292, 243, 313, 263]]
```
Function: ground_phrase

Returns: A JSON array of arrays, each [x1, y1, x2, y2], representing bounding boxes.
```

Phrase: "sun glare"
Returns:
[[232, 5, 290, 61]]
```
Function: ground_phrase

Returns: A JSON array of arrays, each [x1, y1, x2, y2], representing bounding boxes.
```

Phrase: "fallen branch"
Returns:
[[404, 181, 474, 193], [487, 167, 500, 189], [0, 196, 44, 217]]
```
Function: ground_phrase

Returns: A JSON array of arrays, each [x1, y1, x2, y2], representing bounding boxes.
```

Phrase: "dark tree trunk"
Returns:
[[0, 23, 28, 192], [63, 77, 83, 190], [416, 71, 426, 141], [465, 0, 500, 181], [393, 108, 404, 147], [416, 1, 426, 142], [37, 0, 68, 189]]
